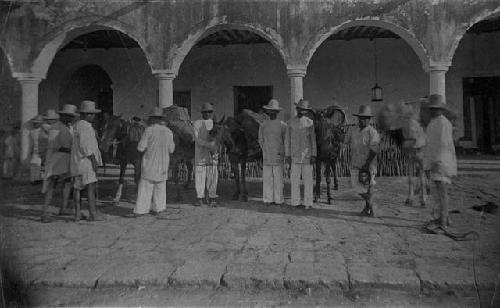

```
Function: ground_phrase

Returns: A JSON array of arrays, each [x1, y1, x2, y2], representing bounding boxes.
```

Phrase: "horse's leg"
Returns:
[[326, 161, 332, 205], [184, 161, 193, 190], [113, 162, 126, 204], [174, 164, 182, 202], [333, 159, 339, 190], [417, 158, 426, 207], [232, 161, 240, 200], [314, 160, 321, 202], [241, 160, 248, 202], [406, 156, 415, 206]]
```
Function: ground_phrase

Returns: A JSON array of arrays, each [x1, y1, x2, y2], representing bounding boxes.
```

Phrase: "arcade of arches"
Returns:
[[1, 0, 500, 161]]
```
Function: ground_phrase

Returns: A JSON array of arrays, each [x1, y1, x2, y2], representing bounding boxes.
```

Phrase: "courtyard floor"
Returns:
[[0, 173, 499, 306]]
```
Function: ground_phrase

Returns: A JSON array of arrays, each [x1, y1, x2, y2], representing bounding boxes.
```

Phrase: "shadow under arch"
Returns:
[[303, 19, 428, 71], [169, 19, 289, 74], [31, 23, 153, 78]]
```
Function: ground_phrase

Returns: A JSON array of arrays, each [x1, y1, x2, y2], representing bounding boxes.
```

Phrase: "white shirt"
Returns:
[[259, 119, 286, 166], [345, 125, 380, 173], [423, 115, 457, 177], [194, 119, 218, 166], [44, 121, 73, 177], [70, 120, 102, 176], [138, 124, 175, 182], [285, 116, 317, 164]]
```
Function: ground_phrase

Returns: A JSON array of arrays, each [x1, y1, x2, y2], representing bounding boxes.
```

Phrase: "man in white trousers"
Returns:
[[285, 99, 317, 210], [193, 103, 219, 207], [133, 107, 175, 216], [259, 99, 287, 206]]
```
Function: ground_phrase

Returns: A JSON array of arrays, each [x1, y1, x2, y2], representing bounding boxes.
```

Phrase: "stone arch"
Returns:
[[303, 19, 428, 71], [168, 17, 288, 74], [31, 22, 152, 78], [448, 6, 500, 63]]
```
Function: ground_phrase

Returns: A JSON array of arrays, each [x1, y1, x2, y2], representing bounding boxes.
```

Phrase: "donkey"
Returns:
[[100, 116, 145, 204]]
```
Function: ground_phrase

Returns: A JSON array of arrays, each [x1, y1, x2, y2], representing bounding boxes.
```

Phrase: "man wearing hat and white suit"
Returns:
[[345, 105, 380, 217], [71, 100, 105, 221], [41, 106, 77, 222], [193, 102, 219, 207], [259, 99, 287, 206], [28, 115, 47, 184], [285, 99, 317, 209], [133, 107, 175, 216], [423, 94, 457, 229]]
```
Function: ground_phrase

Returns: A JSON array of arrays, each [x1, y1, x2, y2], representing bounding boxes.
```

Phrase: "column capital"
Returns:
[[152, 69, 177, 80], [426, 60, 451, 73], [286, 65, 307, 77], [12, 72, 44, 83]]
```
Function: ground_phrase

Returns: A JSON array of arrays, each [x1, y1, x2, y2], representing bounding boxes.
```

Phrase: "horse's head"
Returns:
[[100, 115, 122, 153], [377, 99, 421, 132], [209, 115, 232, 147]]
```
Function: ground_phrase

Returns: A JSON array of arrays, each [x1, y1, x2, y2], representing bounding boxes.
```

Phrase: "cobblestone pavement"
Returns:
[[0, 175, 499, 303]]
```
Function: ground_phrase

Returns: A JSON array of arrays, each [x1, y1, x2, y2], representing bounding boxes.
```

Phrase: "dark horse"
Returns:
[[101, 116, 145, 204], [308, 106, 347, 204], [220, 110, 266, 201]]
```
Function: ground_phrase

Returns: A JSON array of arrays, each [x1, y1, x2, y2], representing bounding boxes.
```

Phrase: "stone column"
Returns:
[[287, 65, 307, 119], [428, 61, 450, 103], [153, 70, 176, 108], [13, 73, 43, 163]]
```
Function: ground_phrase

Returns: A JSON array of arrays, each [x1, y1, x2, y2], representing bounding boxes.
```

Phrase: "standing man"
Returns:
[[133, 108, 175, 216], [193, 103, 219, 207], [259, 99, 287, 206], [28, 115, 46, 184], [423, 94, 457, 229], [345, 105, 380, 217], [71, 100, 105, 222], [285, 99, 317, 210], [41, 106, 77, 222], [2, 124, 19, 179]]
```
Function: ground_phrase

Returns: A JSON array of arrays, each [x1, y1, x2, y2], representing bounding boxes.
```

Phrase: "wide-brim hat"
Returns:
[[426, 94, 448, 110], [353, 105, 374, 117], [43, 109, 60, 120], [263, 99, 282, 111], [31, 115, 44, 123], [57, 104, 78, 116], [149, 107, 164, 118], [295, 99, 312, 110], [78, 100, 101, 114], [201, 102, 214, 112]]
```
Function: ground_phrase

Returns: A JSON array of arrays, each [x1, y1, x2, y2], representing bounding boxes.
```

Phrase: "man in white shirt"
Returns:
[[193, 103, 218, 207], [133, 107, 175, 216], [423, 94, 457, 229], [285, 99, 317, 210], [41, 106, 77, 222], [28, 115, 46, 184], [345, 105, 380, 217], [259, 99, 286, 206], [71, 100, 104, 222]]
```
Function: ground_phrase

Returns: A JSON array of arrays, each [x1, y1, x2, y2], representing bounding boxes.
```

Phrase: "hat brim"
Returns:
[[263, 106, 282, 111], [43, 116, 60, 120], [78, 109, 101, 114], [57, 111, 77, 116]]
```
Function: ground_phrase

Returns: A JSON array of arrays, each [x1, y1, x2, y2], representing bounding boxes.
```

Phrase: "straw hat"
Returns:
[[295, 99, 312, 110], [353, 105, 374, 117], [57, 104, 78, 116], [426, 94, 447, 110], [31, 115, 44, 123], [78, 100, 101, 114], [263, 99, 282, 111], [43, 109, 60, 120], [201, 103, 214, 112], [149, 107, 164, 118]]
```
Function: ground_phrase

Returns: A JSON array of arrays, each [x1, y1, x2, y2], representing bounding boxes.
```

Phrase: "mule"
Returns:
[[100, 116, 144, 204]]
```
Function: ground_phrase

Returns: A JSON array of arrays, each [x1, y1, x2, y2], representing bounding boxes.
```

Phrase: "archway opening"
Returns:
[[176, 28, 288, 119], [449, 16, 500, 154]]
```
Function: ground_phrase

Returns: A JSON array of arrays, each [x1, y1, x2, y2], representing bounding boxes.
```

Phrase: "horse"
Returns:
[[307, 106, 347, 204], [377, 99, 430, 207], [100, 116, 145, 204], [219, 110, 266, 201], [163, 105, 195, 201]]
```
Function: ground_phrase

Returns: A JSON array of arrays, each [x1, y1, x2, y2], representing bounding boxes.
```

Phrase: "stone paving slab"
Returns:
[[0, 175, 499, 295]]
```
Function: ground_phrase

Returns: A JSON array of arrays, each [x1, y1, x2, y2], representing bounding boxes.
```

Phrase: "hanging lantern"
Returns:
[[371, 38, 383, 102]]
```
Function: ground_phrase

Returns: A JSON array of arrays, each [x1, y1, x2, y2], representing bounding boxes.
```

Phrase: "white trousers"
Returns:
[[290, 163, 314, 207], [195, 165, 218, 199], [135, 178, 166, 214], [262, 165, 284, 204]]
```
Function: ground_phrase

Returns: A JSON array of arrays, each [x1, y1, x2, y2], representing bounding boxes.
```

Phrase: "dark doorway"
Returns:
[[59, 64, 113, 114], [462, 77, 500, 153], [174, 90, 191, 116], [233, 86, 273, 116]]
